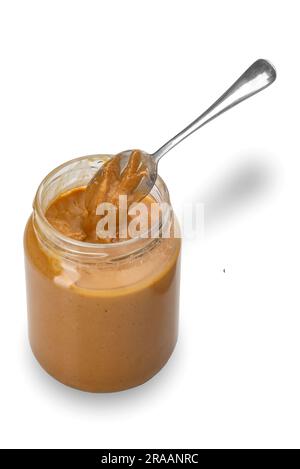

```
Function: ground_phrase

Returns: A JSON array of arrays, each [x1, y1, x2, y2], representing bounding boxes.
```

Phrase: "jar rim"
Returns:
[[33, 154, 172, 259]]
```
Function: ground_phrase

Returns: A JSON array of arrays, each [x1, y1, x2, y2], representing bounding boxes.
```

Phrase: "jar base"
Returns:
[[29, 339, 178, 393]]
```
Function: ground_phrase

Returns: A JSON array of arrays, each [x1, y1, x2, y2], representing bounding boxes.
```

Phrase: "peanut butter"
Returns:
[[46, 150, 148, 243], [83, 149, 147, 239]]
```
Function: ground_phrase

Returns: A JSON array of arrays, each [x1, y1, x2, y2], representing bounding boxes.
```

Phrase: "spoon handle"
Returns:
[[153, 59, 276, 162]]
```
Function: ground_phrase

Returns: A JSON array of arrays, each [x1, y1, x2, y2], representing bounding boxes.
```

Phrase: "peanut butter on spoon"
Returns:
[[83, 149, 147, 236]]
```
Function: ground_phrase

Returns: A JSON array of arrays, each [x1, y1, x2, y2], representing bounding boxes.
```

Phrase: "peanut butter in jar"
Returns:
[[24, 155, 181, 392]]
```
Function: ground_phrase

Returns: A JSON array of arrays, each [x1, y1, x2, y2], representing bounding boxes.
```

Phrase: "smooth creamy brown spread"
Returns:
[[46, 150, 147, 243], [46, 188, 154, 244], [85, 150, 147, 217], [24, 154, 181, 392]]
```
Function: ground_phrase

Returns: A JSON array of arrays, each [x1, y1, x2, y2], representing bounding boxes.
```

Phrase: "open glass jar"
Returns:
[[24, 155, 181, 392]]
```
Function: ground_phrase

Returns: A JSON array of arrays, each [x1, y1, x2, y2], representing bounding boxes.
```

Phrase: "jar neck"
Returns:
[[33, 155, 173, 264]]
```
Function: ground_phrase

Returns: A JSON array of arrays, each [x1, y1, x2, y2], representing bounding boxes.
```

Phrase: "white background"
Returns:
[[0, 0, 299, 449]]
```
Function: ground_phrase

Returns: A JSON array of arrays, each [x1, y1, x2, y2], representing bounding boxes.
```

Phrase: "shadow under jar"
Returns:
[[24, 155, 181, 392]]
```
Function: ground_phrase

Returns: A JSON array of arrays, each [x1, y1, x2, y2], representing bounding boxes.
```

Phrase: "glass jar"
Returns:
[[24, 155, 181, 392]]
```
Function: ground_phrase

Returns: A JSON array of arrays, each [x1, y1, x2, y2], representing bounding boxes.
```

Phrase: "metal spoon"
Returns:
[[86, 59, 276, 205]]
